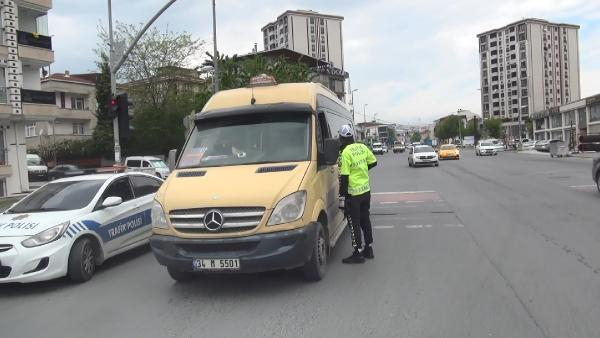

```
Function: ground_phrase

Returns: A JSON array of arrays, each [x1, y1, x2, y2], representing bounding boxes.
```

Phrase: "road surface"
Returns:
[[1, 150, 599, 338]]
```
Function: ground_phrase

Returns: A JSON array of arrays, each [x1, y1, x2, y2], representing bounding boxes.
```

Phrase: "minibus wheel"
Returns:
[[303, 222, 327, 281]]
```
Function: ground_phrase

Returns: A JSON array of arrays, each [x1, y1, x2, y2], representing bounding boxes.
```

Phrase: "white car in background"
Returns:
[[476, 142, 498, 156], [125, 156, 171, 179], [408, 145, 439, 167], [26, 154, 48, 182], [372, 142, 384, 155], [0, 173, 162, 283]]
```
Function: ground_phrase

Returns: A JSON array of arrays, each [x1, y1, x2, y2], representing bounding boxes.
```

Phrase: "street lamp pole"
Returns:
[[212, 0, 219, 92], [351, 89, 358, 122], [363, 103, 368, 123]]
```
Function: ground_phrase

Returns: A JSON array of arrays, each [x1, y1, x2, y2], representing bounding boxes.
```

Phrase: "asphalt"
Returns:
[[1, 150, 599, 338]]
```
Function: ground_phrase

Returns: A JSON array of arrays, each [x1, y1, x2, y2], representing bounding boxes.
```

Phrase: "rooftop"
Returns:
[[42, 72, 96, 85], [477, 18, 580, 37]]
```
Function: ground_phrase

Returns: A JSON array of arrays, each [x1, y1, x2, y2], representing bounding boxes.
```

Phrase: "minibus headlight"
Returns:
[[267, 191, 307, 226], [152, 200, 169, 229]]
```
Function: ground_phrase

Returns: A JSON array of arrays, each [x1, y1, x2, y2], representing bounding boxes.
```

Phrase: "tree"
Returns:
[[434, 115, 461, 141], [411, 132, 421, 143], [484, 118, 503, 139], [92, 53, 114, 158]]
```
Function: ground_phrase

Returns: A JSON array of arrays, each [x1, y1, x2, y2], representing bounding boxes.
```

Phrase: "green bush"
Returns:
[[34, 139, 102, 163]]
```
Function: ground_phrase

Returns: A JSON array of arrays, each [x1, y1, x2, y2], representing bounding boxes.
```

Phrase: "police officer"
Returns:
[[338, 125, 377, 264]]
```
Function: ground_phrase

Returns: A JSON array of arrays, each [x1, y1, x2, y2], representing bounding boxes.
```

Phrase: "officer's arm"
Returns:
[[366, 147, 377, 170], [340, 150, 351, 197], [340, 175, 350, 197]]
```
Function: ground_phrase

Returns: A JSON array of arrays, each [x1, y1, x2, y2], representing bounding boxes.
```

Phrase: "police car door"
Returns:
[[123, 175, 162, 246], [91, 177, 139, 254]]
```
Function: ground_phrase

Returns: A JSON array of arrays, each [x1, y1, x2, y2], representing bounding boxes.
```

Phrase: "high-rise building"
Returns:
[[477, 18, 581, 138], [261, 10, 344, 70], [0, 0, 54, 196]]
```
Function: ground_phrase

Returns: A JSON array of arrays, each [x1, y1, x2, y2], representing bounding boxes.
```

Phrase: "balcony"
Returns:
[[17, 30, 54, 64], [19, 0, 52, 10], [21, 89, 55, 105]]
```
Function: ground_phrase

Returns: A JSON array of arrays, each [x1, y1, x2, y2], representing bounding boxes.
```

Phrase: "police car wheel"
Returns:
[[167, 267, 194, 282], [68, 238, 96, 283], [302, 222, 327, 281]]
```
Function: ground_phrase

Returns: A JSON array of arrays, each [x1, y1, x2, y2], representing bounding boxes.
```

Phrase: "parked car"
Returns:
[[0, 173, 163, 283], [439, 144, 460, 160], [48, 165, 93, 181], [535, 140, 557, 152], [593, 156, 600, 193], [125, 156, 171, 179], [476, 141, 498, 156], [26, 154, 48, 181], [372, 142, 384, 155], [408, 145, 439, 167], [382, 144, 389, 153]]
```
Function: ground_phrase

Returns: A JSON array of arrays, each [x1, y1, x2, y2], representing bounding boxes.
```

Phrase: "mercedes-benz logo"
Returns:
[[203, 209, 224, 231]]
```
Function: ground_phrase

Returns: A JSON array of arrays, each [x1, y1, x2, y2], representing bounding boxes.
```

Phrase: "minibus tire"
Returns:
[[167, 267, 194, 282], [303, 222, 327, 281]]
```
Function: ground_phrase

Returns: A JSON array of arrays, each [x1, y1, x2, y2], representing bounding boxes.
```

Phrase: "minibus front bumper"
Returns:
[[150, 222, 318, 273]]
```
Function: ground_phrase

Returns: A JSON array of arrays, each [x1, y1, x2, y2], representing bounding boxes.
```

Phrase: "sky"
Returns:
[[49, 0, 600, 125]]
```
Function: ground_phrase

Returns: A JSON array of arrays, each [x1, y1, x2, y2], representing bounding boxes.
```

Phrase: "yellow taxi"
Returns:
[[438, 144, 460, 160]]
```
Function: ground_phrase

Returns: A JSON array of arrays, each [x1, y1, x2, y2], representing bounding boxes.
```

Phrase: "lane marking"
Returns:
[[569, 185, 596, 188], [405, 225, 423, 229], [443, 224, 465, 228], [374, 225, 395, 229], [380, 201, 398, 205], [373, 190, 436, 195], [406, 200, 424, 203]]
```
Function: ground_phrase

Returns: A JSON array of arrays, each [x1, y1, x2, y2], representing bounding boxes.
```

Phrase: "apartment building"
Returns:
[[261, 10, 344, 70], [0, 0, 54, 196], [477, 18, 581, 138], [25, 71, 97, 149]]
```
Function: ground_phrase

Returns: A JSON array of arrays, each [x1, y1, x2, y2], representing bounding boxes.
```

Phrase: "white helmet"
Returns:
[[339, 124, 354, 138]]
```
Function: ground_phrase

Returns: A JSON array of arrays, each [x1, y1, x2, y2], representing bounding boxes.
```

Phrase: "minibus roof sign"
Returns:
[[248, 74, 278, 87]]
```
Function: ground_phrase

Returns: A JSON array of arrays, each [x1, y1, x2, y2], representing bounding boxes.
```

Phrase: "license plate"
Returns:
[[193, 258, 240, 271]]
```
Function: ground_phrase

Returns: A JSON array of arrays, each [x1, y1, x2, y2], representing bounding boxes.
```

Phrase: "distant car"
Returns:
[[27, 154, 48, 181], [0, 173, 163, 283], [372, 142, 384, 155], [48, 165, 93, 181], [408, 145, 439, 167], [521, 140, 536, 150], [439, 144, 460, 160], [125, 156, 171, 179], [593, 156, 599, 193], [382, 144, 389, 153], [535, 140, 556, 152], [392, 142, 405, 153], [476, 142, 498, 156]]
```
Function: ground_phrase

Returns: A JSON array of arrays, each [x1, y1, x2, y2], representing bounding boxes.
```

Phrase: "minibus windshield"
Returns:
[[178, 113, 310, 168]]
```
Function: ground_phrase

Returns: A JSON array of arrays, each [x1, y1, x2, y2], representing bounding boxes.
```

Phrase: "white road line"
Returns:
[[443, 224, 465, 228], [374, 225, 395, 229], [405, 200, 425, 203], [405, 225, 423, 229], [569, 185, 596, 188], [380, 201, 398, 204], [373, 191, 436, 195]]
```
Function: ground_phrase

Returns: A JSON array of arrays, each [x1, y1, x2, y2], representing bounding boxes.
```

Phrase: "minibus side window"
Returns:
[[317, 112, 331, 168]]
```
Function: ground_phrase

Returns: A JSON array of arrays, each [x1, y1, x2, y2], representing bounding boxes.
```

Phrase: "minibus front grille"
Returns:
[[169, 207, 265, 233]]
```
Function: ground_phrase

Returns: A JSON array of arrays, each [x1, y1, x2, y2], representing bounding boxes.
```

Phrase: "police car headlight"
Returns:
[[152, 200, 169, 229], [21, 221, 70, 248], [268, 191, 307, 226]]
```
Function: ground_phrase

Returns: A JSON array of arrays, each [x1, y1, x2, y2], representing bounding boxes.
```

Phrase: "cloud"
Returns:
[[48, 0, 600, 124]]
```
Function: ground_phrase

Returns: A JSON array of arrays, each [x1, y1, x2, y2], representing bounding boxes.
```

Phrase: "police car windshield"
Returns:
[[8, 180, 105, 213], [178, 113, 310, 168], [414, 146, 435, 153]]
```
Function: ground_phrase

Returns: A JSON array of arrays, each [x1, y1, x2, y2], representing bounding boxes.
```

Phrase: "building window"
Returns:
[[310, 17, 315, 24], [26, 123, 36, 137], [311, 26, 315, 34], [590, 104, 600, 123], [73, 123, 85, 135], [71, 97, 85, 110]]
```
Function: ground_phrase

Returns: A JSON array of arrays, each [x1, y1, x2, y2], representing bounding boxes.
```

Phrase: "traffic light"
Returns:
[[110, 96, 118, 118], [116, 93, 130, 142]]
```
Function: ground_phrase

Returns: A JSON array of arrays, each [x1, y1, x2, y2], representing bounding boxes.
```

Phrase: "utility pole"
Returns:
[[363, 103, 368, 123], [351, 88, 358, 122], [108, 0, 120, 163], [212, 0, 219, 92], [107, 0, 178, 163]]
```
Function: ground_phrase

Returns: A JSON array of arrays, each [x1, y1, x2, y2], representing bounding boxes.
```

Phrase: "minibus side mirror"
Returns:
[[324, 138, 340, 165]]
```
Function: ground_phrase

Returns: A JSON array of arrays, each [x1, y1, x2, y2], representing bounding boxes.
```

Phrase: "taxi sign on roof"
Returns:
[[248, 74, 277, 87]]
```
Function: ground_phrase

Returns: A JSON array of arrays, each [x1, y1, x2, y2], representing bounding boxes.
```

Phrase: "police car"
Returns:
[[0, 173, 162, 283]]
